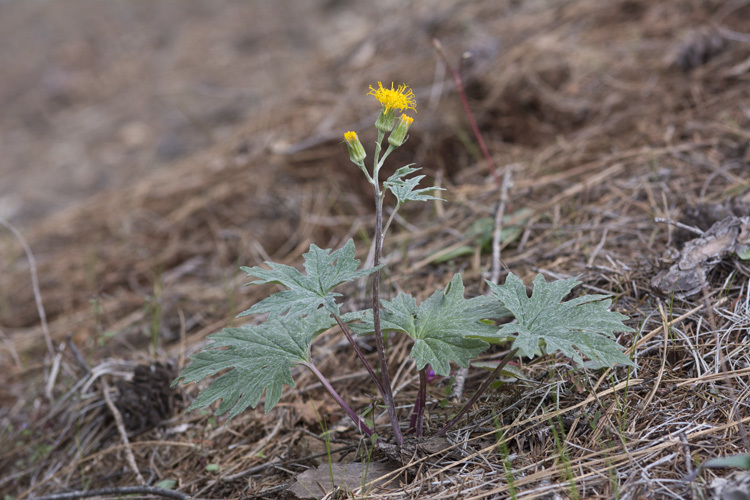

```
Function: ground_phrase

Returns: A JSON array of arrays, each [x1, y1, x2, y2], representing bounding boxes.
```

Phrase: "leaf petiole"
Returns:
[[434, 347, 519, 438], [333, 314, 386, 397], [304, 361, 375, 439]]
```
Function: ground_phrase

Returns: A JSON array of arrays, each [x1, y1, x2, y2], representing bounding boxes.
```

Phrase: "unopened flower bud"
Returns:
[[344, 131, 366, 164], [388, 114, 413, 148]]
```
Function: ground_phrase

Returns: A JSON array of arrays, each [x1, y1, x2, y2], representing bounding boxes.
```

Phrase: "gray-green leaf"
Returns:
[[172, 310, 335, 418], [238, 239, 381, 318], [347, 274, 511, 376], [487, 273, 635, 369], [383, 166, 444, 206]]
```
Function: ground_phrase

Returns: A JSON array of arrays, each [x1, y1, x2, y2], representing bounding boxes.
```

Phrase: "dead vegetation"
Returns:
[[1, 0, 750, 498]]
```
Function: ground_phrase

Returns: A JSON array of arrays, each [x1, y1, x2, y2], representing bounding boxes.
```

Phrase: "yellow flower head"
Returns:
[[368, 82, 417, 113], [344, 131, 358, 144]]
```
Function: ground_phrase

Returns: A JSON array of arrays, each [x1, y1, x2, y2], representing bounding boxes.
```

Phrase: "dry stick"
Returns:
[[449, 368, 468, 405], [46, 348, 64, 401], [0, 216, 52, 355], [0, 216, 55, 396], [679, 431, 693, 476], [490, 168, 515, 286], [27, 486, 191, 500], [100, 378, 145, 485], [435, 348, 519, 438], [653, 217, 705, 236]]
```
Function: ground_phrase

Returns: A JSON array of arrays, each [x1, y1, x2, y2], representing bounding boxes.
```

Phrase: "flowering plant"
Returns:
[[173, 82, 635, 445]]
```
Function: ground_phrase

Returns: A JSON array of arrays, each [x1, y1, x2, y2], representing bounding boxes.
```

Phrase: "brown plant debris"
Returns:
[[288, 462, 401, 499], [652, 215, 750, 297]]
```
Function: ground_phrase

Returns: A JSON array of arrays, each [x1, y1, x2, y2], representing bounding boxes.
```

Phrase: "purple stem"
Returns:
[[333, 314, 387, 397], [371, 147, 403, 446], [409, 368, 427, 437], [305, 362, 374, 438], [434, 348, 519, 438]]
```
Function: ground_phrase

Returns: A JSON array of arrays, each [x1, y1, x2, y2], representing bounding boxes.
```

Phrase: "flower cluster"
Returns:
[[345, 81, 416, 166]]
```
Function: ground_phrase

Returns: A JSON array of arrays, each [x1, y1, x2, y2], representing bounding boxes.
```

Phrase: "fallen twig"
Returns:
[[28, 486, 191, 500], [101, 377, 145, 485]]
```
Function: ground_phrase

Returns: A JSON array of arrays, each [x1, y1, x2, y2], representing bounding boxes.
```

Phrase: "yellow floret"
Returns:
[[368, 82, 417, 113]]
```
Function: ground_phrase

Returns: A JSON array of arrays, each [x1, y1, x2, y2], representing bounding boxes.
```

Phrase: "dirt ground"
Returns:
[[1, 0, 750, 499]]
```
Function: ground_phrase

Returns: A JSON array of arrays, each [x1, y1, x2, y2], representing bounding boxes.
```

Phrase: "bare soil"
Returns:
[[1, 1, 750, 499]]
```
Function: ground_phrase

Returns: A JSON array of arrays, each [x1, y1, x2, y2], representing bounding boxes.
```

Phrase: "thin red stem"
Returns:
[[411, 368, 427, 437], [435, 348, 519, 438], [433, 38, 501, 188], [333, 314, 386, 397], [305, 362, 375, 438]]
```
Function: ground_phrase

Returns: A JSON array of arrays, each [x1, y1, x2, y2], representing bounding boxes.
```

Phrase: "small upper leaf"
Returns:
[[487, 273, 635, 368], [347, 274, 511, 376], [238, 239, 381, 318], [172, 310, 336, 418], [383, 166, 444, 207]]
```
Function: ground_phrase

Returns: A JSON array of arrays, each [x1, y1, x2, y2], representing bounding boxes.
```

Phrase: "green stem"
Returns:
[[377, 144, 396, 172]]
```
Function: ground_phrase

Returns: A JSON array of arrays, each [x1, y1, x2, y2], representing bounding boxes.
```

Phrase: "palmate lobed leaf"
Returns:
[[345, 274, 511, 376], [238, 239, 381, 318], [383, 166, 444, 206], [172, 310, 336, 418], [487, 273, 635, 369]]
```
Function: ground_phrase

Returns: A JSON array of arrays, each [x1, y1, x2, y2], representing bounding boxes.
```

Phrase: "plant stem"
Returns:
[[333, 314, 386, 397], [305, 362, 375, 438], [409, 367, 427, 437], [434, 347, 519, 438], [371, 132, 403, 446], [377, 144, 396, 171], [363, 203, 401, 273]]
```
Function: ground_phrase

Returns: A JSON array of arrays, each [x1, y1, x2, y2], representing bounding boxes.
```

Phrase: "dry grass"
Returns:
[[2, 0, 750, 499]]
